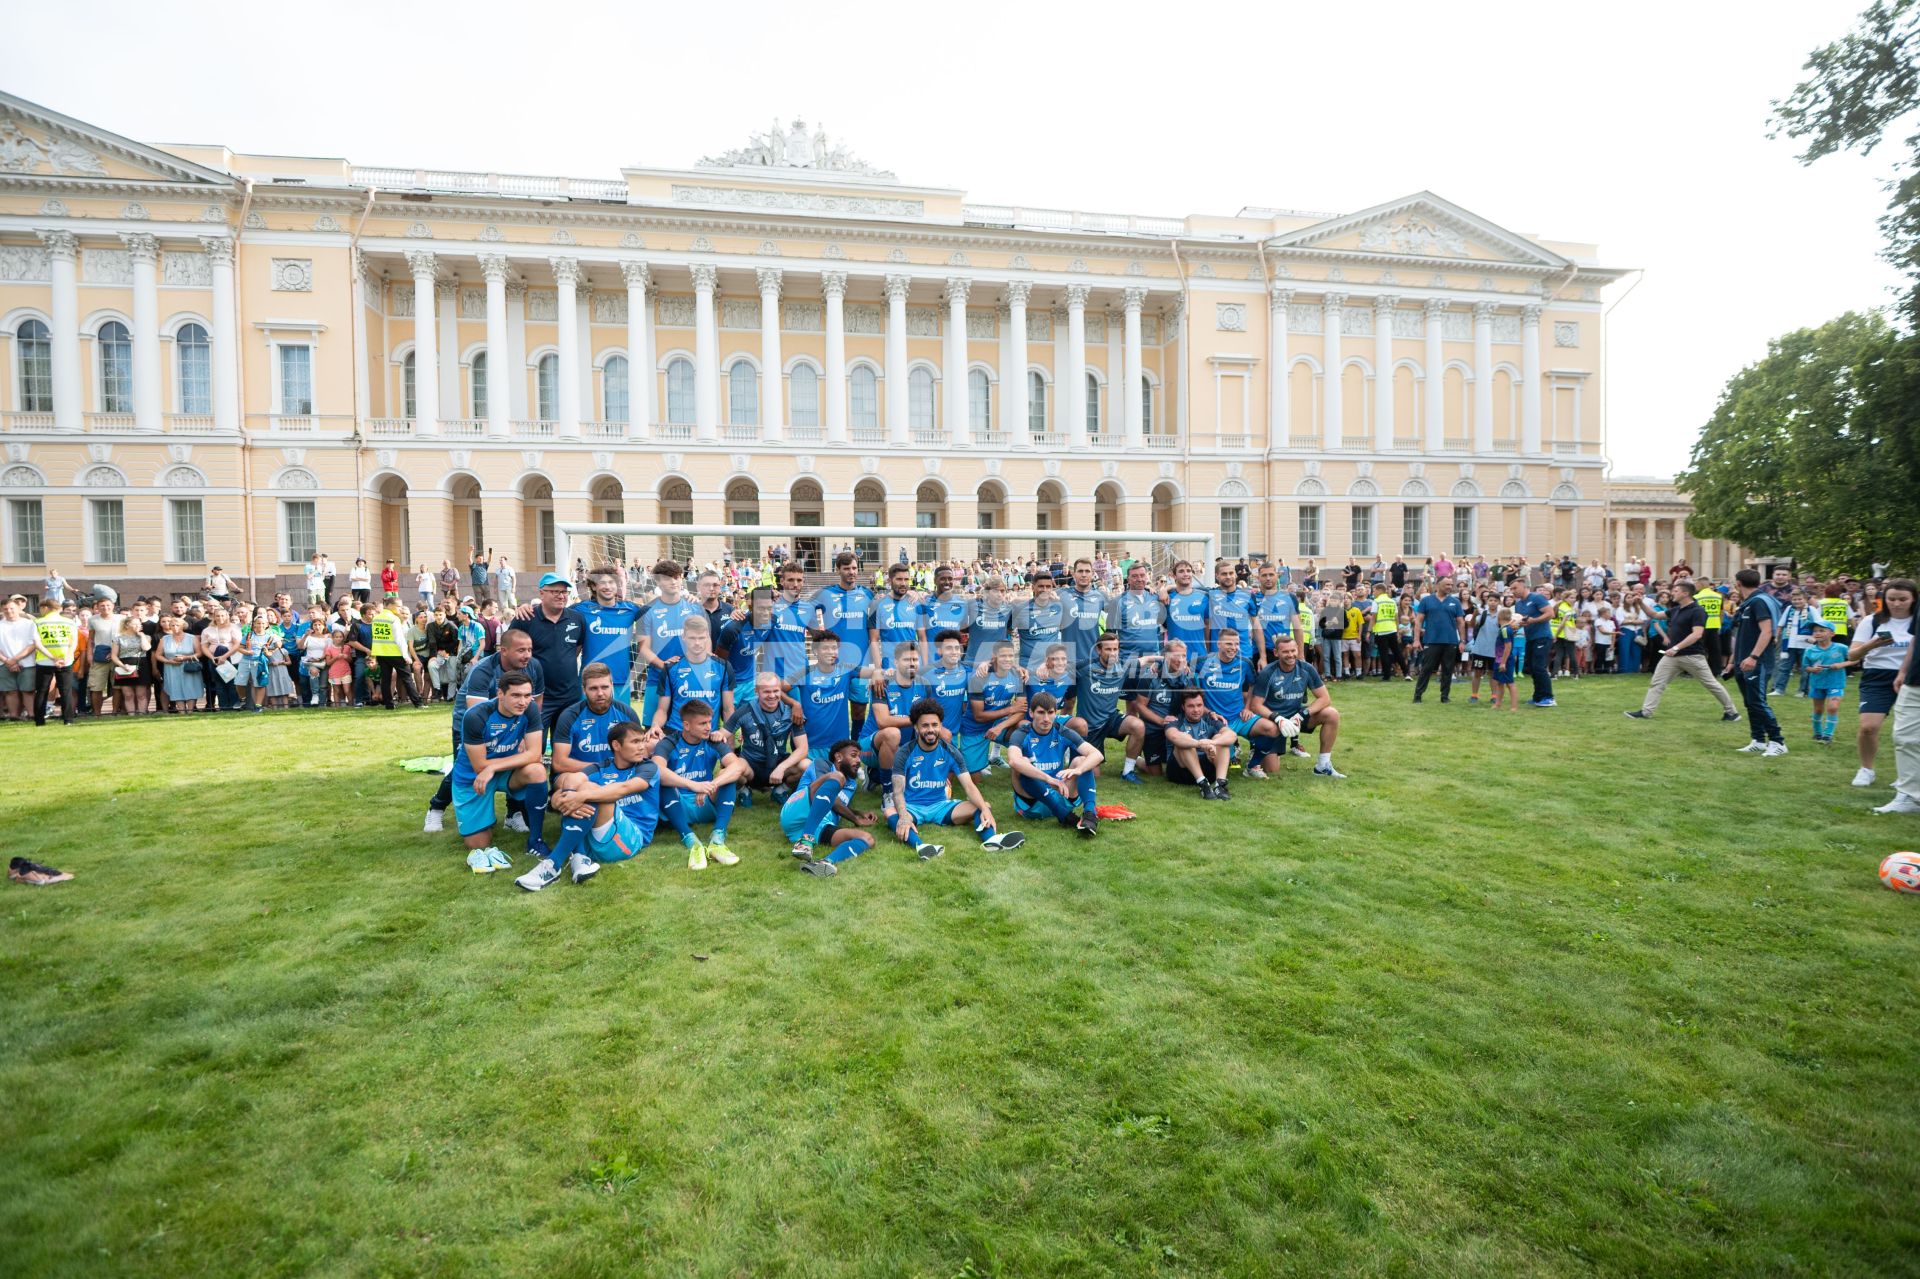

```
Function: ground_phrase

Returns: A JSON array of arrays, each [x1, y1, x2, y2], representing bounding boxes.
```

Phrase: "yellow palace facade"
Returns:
[[0, 92, 1661, 596]]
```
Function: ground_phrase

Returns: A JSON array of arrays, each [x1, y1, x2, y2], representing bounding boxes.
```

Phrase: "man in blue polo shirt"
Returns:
[[1250, 560, 1297, 666], [924, 566, 971, 645], [1008, 691, 1105, 836], [509, 572, 586, 734], [1410, 577, 1466, 704], [1206, 560, 1255, 655], [1514, 581, 1557, 707], [873, 563, 925, 671], [1160, 560, 1210, 660], [1068, 630, 1150, 784], [1059, 557, 1110, 671]]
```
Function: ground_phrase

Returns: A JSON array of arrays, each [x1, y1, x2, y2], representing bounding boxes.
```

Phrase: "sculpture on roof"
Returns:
[[1358, 217, 1468, 257], [699, 117, 895, 180]]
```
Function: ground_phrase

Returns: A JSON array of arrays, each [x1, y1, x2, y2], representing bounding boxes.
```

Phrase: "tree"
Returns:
[[1678, 312, 1920, 574]]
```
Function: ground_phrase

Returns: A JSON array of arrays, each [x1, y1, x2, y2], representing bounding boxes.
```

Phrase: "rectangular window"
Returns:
[[668, 509, 693, 563], [1350, 504, 1373, 558], [791, 367, 820, 430], [278, 344, 313, 414], [1402, 505, 1426, 557], [469, 509, 485, 553], [168, 498, 205, 563], [1452, 504, 1476, 557], [178, 339, 211, 415], [283, 499, 317, 563], [538, 508, 556, 567], [850, 369, 878, 429], [1035, 510, 1054, 561], [6, 498, 44, 564], [602, 359, 627, 423], [101, 338, 132, 413], [916, 511, 937, 563], [89, 498, 125, 564], [854, 509, 880, 566], [1220, 506, 1245, 560], [471, 357, 489, 420], [1298, 505, 1322, 558], [969, 373, 990, 431], [19, 335, 53, 413]]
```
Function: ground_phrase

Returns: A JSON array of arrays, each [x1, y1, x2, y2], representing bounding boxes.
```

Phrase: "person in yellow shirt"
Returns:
[[1369, 586, 1406, 681], [369, 593, 425, 710], [1342, 593, 1364, 680], [1550, 592, 1578, 677], [32, 598, 81, 727]]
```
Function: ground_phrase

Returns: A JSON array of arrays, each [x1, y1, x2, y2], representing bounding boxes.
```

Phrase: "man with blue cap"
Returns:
[[510, 572, 586, 739]]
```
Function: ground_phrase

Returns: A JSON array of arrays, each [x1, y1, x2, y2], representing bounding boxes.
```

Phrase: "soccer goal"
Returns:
[[557, 522, 1216, 581]]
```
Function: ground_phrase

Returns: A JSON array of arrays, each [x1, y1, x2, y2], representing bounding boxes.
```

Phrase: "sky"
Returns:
[[4, 0, 1906, 478]]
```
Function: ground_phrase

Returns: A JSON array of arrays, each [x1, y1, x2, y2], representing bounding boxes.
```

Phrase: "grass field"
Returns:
[[2, 674, 1918, 1278]]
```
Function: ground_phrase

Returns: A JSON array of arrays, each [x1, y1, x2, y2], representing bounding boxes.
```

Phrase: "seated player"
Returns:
[[780, 738, 881, 877], [516, 721, 663, 892], [1165, 688, 1238, 800], [451, 671, 551, 872], [1248, 636, 1345, 778], [800, 630, 864, 766], [1194, 627, 1283, 779], [892, 699, 1024, 859], [653, 614, 731, 733], [1067, 630, 1153, 785], [1129, 637, 1192, 778], [1008, 692, 1105, 837], [960, 640, 1026, 775], [1025, 643, 1076, 717], [863, 641, 929, 813], [551, 662, 640, 776], [657, 699, 750, 869], [726, 671, 810, 804]]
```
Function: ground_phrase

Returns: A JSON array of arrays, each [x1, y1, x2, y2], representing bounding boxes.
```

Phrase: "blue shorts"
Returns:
[[1807, 678, 1846, 701], [587, 812, 656, 861], [1082, 714, 1127, 742], [674, 798, 722, 827], [1226, 713, 1262, 738], [958, 733, 991, 773], [904, 798, 961, 828], [780, 794, 830, 843], [452, 773, 530, 838], [1860, 669, 1897, 714]]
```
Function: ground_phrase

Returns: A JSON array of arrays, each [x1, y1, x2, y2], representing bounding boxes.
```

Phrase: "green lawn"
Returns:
[[2, 676, 1917, 1278]]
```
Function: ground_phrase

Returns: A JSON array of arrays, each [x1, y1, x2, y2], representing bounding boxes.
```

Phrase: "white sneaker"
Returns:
[[1873, 793, 1920, 814], [1246, 766, 1268, 780], [1313, 763, 1346, 779], [503, 812, 529, 833], [1763, 742, 1789, 757], [567, 852, 599, 884], [1735, 741, 1767, 754], [515, 860, 563, 892], [1852, 767, 1877, 787], [422, 809, 444, 833], [310, 694, 322, 707], [1290, 746, 1311, 759]]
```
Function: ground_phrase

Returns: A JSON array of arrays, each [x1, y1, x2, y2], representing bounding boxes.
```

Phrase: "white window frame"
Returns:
[[401, 351, 416, 419], [1298, 504, 1323, 558], [15, 318, 53, 413], [1402, 505, 1426, 557], [538, 508, 556, 567], [727, 359, 759, 426], [1221, 505, 1245, 559], [470, 349, 488, 420], [174, 322, 212, 415], [665, 357, 695, 425], [166, 497, 205, 564], [849, 364, 879, 429], [4, 496, 45, 565], [601, 353, 628, 423], [909, 366, 936, 429], [87, 496, 126, 564], [535, 353, 559, 421], [97, 320, 133, 413], [1351, 504, 1374, 558], [269, 340, 315, 417], [1085, 371, 1100, 435], [1452, 504, 1477, 557], [789, 362, 820, 429], [968, 368, 991, 431], [1027, 370, 1047, 436], [281, 498, 318, 563]]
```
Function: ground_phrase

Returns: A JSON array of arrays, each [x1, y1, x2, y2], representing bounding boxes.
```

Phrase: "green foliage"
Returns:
[[1678, 311, 1920, 573], [1, 695, 1917, 1277]]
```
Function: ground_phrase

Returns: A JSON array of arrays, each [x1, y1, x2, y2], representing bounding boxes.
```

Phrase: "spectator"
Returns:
[[0, 594, 37, 722], [348, 557, 372, 603], [31, 597, 81, 726], [156, 615, 203, 713]]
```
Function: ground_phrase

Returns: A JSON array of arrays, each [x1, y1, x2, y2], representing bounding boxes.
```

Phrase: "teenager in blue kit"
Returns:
[[961, 640, 1026, 775], [638, 559, 702, 726], [575, 566, 644, 702], [516, 720, 664, 892], [1007, 692, 1105, 837], [452, 671, 550, 873], [800, 631, 865, 765], [657, 699, 749, 869], [862, 643, 928, 812], [652, 614, 731, 733], [1206, 560, 1255, 653], [782, 739, 881, 878], [1160, 560, 1211, 660]]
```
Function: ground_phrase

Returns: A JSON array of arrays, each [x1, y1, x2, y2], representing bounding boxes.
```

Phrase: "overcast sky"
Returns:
[[5, 0, 1904, 477]]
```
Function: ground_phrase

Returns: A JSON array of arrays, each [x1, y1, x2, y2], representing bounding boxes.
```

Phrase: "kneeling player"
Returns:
[[516, 721, 663, 891], [1164, 689, 1238, 800], [1067, 631, 1152, 785], [959, 641, 1026, 776], [781, 739, 881, 877], [1248, 636, 1345, 778], [658, 700, 750, 869], [893, 699, 1025, 859], [452, 671, 550, 872], [1008, 693, 1104, 837], [726, 672, 810, 805]]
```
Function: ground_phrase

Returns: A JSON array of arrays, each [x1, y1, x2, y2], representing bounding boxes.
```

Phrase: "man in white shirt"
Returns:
[[305, 554, 327, 607], [0, 595, 37, 721], [41, 569, 67, 606], [84, 596, 122, 715]]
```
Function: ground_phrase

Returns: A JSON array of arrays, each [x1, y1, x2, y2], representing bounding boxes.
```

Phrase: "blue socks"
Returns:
[[824, 834, 873, 864], [664, 791, 695, 838], [522, 780, 549, 850], [665, 782, 737, 841], [804, 779, 843, 841], [711, 781, 737, 841], [544, 819, 588, 869]]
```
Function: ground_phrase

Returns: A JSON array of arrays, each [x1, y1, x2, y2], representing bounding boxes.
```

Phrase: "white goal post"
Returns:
[[557, 522, 1217, 579]]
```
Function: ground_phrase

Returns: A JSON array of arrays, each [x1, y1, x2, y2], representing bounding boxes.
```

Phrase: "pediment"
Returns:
[[1270, 191, 1568, 269], [0, 92, 234, 187]]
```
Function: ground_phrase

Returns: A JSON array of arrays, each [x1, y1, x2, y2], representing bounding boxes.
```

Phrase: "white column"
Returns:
[[405, 250, 440, 435], [1373, 294, 1396, 451], [575, 284, 594, 422], [885, 273, 911, 445], [1521, 304, 1543, 454], [122, 233, 162, 431], [1106, 306, 1123, 437], [1321, 292, 1346, 449], [202, 236, 239, 433], [823, 270, 848, 443], [1008, 281, 1032, 443], [437, 279, 460, 419], [479, 254, 511, 438], [1614, 515, 1628, 573], [997, 305, 1013, 435], [1423, 299, 1445, 452], [1122, 287, 1145, 447], [758, 267, 783, 441], [624, 264, 655, 433], [1472, 301, 1495, 452], [944, 278, 970, 445], [38, 230, 81, 432], [350, 249, 372, 430], [690, 264, 718, 441], [1064, 284, 1088, 447], [505, 282, 529, 420], [1171, 300, 1188, 439], [1268, 285, 1292, 449], [551, 256, 582, 439]]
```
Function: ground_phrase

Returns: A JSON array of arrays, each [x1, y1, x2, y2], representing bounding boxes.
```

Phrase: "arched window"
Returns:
[[98, 321, 132, 412], [602, 354, 628, 423], [790, 364, 819, 429], [1085, 372, 1100, 436], [665, 357, 695, 425], [16, 319, 51, 412], [536, 353, 559, 421], [470, 351, 488, 419], [968, 369, 990, 431], [909, 367, 935, 429], [401, 352, 417, 419], [1027, 370, 1047, 436], [850, 365, 878, 429], [175, 323, 211, 415], [1141, 375, 1154, 433], [728, 361, 758, 426]]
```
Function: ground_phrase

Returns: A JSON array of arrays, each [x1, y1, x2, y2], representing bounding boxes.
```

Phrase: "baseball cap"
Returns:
[[538, 572, 568, 588]]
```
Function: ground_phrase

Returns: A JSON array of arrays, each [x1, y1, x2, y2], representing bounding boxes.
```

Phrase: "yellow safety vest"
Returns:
[[35, 614, 78, 664], [1371, 595, 1398, 634], [1297, 604, 1313, 640], [1551, 602, 1574, 639], [1699, 589, 1723, 630], [1816, 596, 1850, 637], [369, 610, 404, 658]]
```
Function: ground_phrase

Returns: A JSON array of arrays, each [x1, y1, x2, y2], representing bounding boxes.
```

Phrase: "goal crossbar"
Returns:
[[560, 522, 1215, 567]]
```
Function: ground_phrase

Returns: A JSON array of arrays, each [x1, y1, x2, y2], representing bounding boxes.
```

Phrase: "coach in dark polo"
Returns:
[[509, 572, 586, 734]]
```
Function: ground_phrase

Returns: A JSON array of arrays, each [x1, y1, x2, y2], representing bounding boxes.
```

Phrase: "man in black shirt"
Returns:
[[1725, 568, 1784, 754], [1626, 580, 1737, 722], [509, 572, 586, 735]]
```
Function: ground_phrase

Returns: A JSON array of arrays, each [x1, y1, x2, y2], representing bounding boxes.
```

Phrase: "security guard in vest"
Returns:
[[1695, 577, 1726, 671], [1551, 594, 1577, 675], [32, 599, 81, 726], [1371, 586, 1406, 680], [369, 593, 425, 710], [1815, 587, 1851, 640]]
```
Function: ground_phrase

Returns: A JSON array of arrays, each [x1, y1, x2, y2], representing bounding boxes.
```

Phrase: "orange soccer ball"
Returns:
[[1879, 852, 1920, 895]]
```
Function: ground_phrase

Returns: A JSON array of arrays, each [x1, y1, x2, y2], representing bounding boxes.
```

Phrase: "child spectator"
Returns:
[[1802, 620, 1848, 745]]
